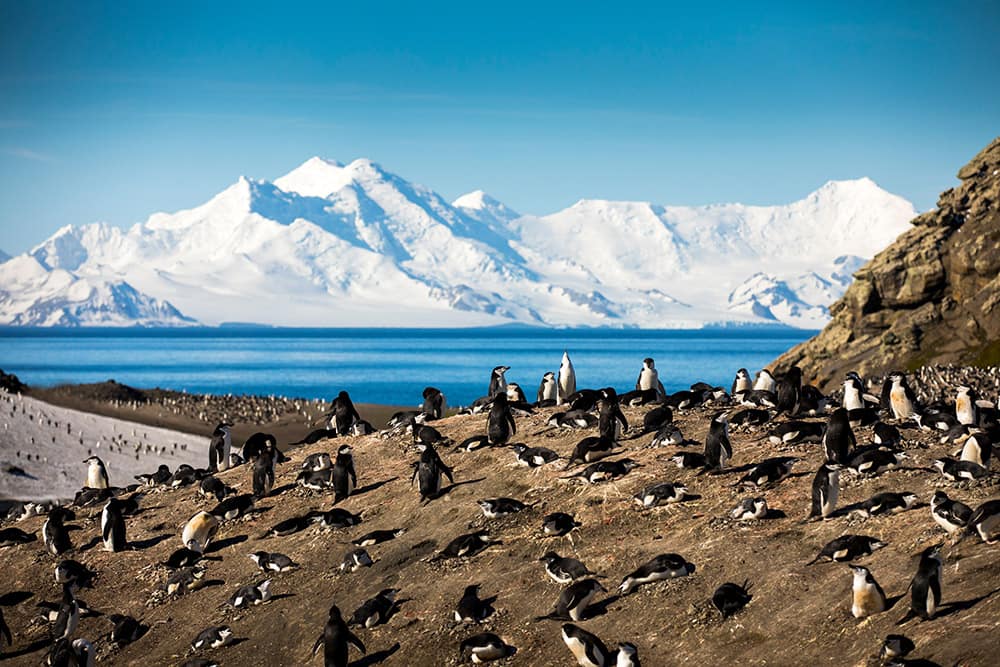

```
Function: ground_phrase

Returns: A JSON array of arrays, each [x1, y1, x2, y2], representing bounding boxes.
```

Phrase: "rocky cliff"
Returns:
[[774, 137, 1000, 390]]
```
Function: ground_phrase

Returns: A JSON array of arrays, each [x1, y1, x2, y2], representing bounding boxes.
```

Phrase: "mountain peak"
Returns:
[[453, 190, 520, 226]]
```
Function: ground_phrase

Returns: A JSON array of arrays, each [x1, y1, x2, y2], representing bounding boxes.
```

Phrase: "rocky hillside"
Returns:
[[775, 137, 1000, 389]]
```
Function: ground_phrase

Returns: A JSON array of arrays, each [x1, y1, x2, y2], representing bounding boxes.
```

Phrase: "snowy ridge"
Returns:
[[0, 158, 917, 328]]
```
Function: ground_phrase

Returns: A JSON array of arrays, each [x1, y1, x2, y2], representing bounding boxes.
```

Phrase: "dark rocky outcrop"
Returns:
[[0, 369, 27, 394], [775, 137, 1000, 390]]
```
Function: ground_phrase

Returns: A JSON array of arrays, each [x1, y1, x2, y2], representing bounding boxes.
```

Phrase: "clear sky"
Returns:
[[1, 1, 998, 254]]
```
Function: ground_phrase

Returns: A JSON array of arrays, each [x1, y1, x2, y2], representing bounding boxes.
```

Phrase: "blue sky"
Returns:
[[1, 1, 998, 254]]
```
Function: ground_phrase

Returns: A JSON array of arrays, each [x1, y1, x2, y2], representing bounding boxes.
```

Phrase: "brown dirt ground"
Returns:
[[1, 399, 998, 666]]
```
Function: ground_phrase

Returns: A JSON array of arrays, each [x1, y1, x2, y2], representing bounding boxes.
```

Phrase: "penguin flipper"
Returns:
[[311, 634, 323, 657], [348, 630, 366, 654]]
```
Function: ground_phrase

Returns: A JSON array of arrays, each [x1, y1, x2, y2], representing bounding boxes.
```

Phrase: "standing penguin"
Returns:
[[823, 408, 855, 465], [958, 429, 992, 468], [561, 623, 610, 667], [43, 507, 75, 557], [181, 511, 219, 553], [312, 604, 365, 667], [412, 441, 454, 502], [775, 366, 802, 415], [704, 412, 733, 471], [597, 389, 629, 441], [84, 456, 109, 489], [753, 369, 777, 393], [252, 448, 275, 499], [731, 369, 752, 397], [850, 565, 887, 618], [422, 387, 447, 420], [488, 366, 510, 398], [327, 391, 362, 436], [209, 422, 233, 472], [557, 352, 577, 405], [886, 372, 922, 423], [332, 444, 357, 502], [807, 463, 841, 521], [487, 393, 517, 446], [842, 372, 866, 411], [901, 545, 943, 623], [954, 386, 979, 426], [101, 498, 127, 552], [636, 358, 666, 400], [537, 372, 557, 405]]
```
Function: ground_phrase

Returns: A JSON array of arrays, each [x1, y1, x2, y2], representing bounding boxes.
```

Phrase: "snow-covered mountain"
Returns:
[[0, 158, 917, 328]]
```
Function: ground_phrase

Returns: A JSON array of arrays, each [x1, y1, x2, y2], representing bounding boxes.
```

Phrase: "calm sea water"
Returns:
[[0, 327, 811, 407]]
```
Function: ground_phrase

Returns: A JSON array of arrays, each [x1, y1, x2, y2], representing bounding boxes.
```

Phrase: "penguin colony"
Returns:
[[0, 357, 998, 665]]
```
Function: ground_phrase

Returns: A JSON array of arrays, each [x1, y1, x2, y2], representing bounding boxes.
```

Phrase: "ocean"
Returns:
[[0, 327, 811, 407]]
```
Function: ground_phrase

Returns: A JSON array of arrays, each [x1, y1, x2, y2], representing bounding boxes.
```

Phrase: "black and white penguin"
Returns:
[[162, 546, 205, 570], [955, 385, 979, 426], [477, 497, 529, 519], [542, 512, 581, 538], [55, 559, 95, 590], [454, 584, 494, 623], [488, 366, 510, 397], [712, 581, 752, 618], [506, 382, 528, 404], [650, 424, 685, 448], [880, 634, 915, 661], [43, 507, 75, 557], [806, 534, 886, 565], [930, 490, 973, 537], [135, 464, 171, 486], [957, 429, 992, 468], [106, 613, 143, 646], [262, 513, 321, 538], [565, 436, 617, 468], [52, 584, 79, 639], [823, 408, 855, 465], [181, 511, 219, 553], [349, 589, 399, 628], [557, 352, 577, 405], [199, 476, 235, 503], [208, 422, 233, 472], [886, 372, 922, 424], [731, 368, 752, 398], [211, 494, 255, 521], [292, 429, 339, 446], [227, 579, 272, 608], [101, 498, 126, 552], [487, 393, 517, 446], [351, 528, 404, 547], [539, 552, 599, 584], [332, 444, 357, 502], [569, 458, 640, 484], [768, 420, 824, 445], [422, 386, 447, 420], [850, 565, 887, 618], [932, 457, 988, 481], [731, 497, 768, 521], [704, 412, 733, 471], [633, 482, 688, 508], [460, 632, 515, 663], [537, 372, 557, 405], [670, 452, 706, 469], [618, 554, 695, 595], [191, 625, 233, 650], [873, 422, 901, 448], [340, 548, 373, 572], [297, 468, 334, 491], [854, 491, 918, 518], [597, 388, 628, 441], [848, 448, 906, 476], [842, 372, 867, 411], [251, 448, 275, 499], [412, 441, 454, 501], [318, 508, 362, 530], [753, 369, 776, 393], [641, 404, 673, 434], [739, 457, 798, 489], [83, 456, 109, 489], [302, 452, 333, 471], [561, 623, 610, 667], [636, 358, 666, 400], [164, 565, 206, 596], [544, 579, 606, 621], [0, 526, 35, 547], [327, 391, 362, 436], [775, 366, 802, 415], [512, 444, 560, 468], [312, 604, 365, 667], [966, 499, 1000, 544], [249, 551, 298, 573], [436, 530, 497, 560], [901, 545, 943, 623]]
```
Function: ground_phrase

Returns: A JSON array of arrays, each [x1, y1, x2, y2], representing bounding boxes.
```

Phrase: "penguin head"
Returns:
[[931, 458, 947, 471], [643, 358, 655, 369], [327, 604, 343, 620], [901, 493, 919, 508], [543, 371, 555, 380], [538, 551, 560, 564], [248, 552, 266, 565], [378, 588, 400, 601], [931, 490, 948, 506], [338, 444, 353, 455], [736, 368, 749, 378]]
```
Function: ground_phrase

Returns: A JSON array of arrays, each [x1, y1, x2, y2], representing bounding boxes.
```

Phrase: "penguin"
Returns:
[[932, 457, 988, 481], [135, 464, 171, 486], [298, 468, 334, 491], [292, 429, 339, 446], [249, 551, 298, 573], [227, 579, 272, 608], [512, 444, 560, 468], [208, 422, 233, 472], [55, 559, 95, 590], [955, 385, 979, 426], [842, 372, 867, 411], [412, 441, 454, 501], [650, 424, 685, 448], [731, 368, 752, 398], [739, 457, 798, 489], [753, 369, 776, 393], [597, 388, 628, 441], [568, 458, 640, 484], [641, 405, 673, 433], [557, 351, 577, 405], [633, 483, 688, 508], [162, 546, 207, 570], [52, 584, 79, 639], [43, 507, 75, 557], [340, 548, 373, 572], [704, 412, 733, 471], [775, 366, 802, 415], [729, 408, 772, 426], [435, 530, 497, 560], [101, 498, 126, 552], [850, 565, 887, 618], [543, 579, 606, 621], [618, 554, 695, 595], [252, 448, 275, 499], [506, 382, 528, 404], [459, 633, 514, 663], [83, 456, 109, 489], [731, 497, 768, 521], [312, 604, 365, 667], [539, 552, 600, 584], [822, 408, 855, 465], [180, 658, 219, 667], [351, 528, 404, 547], [349, 588, 399, 628], [181, 511, 219, 553], [712, 581, 752, 617], [807, 535, 886, 565], [542, 512, 581, 537], [966, 499, 1000, 543], [487, 393, 517, 446], [0, 526, 35, 547], [318, 508, 363, 530], [854, 491, 918, 518], [327, 391, 362, 436], [241, 432, 276, 461], [635, 358, 666, 400], [537, 372, 558, 405], [887, 372, 922, 423], [262, 513, 322, 538], [880, 634, 915, 661], [422, 386, 447, 420], [565, 436, 617, 468], [930, 490, 973, 536], [72, 638, 95, 667], [613, 643, 640, 667], [873, 422, 901, 448], [192, 625, 233, 650], [900, 545, 943, 622], [549, 410, 599, 429], [561, 623, 610, 667], [170, 464, 201, 488], [454, 584, 495, 623], [488, 366, 510, 397], [768, 421, 824, 445], [477, 498, 529, 519], [848, 448, 906, 476], [331, 444, 357, 502], [302, 452, 333, 472], [107, 614, 144, 646], [958, 429, 992, 468], [199, 476, 234, 503], [670, 452, 706, 469]]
